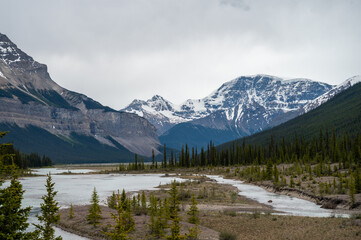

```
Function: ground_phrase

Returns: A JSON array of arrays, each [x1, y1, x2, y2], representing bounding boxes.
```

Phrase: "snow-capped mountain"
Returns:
[[123, 75, 334, 148], [0, 33, 159, 162], [302, 75, 361, 113], [123, 95, 187, 135]]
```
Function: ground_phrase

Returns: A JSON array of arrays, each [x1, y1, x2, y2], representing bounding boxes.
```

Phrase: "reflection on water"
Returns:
[[208, 175, 349, 218]]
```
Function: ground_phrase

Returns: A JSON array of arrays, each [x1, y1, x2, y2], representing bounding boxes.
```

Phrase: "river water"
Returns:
[[208, 175, 349, 218], [4, 171, 349, 239], [5, 171, 185, 239]]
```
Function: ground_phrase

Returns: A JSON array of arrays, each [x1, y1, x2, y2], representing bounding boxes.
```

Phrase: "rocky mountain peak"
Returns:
[[0, 33, 34, 66], [0, 32, 160, 159], [148, 95, 175, 112], [123, 74, 334, 137], [0, 32, 58, 92]]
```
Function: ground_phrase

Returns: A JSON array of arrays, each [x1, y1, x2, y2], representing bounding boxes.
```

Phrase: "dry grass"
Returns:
[[201, 211, 361, 240]]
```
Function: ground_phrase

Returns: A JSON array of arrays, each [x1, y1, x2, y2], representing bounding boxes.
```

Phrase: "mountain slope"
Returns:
[[124, 75, 333, 149], [302, 75, 361, 113], [0, 33, 160, 162], [0, 123, 136, 163], [219, 81, 361, 148]]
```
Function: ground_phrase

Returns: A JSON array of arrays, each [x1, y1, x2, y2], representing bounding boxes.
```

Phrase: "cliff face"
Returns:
[[0, 33, 160, 161]]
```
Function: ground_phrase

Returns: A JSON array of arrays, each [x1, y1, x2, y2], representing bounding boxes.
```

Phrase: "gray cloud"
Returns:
[[0, 0, 360, 109]]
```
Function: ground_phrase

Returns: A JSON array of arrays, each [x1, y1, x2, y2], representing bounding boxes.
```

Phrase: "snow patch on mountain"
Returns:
[[0, 39, 28, 64], [0, 70, 5, 79], [303, 75, 361, 113]]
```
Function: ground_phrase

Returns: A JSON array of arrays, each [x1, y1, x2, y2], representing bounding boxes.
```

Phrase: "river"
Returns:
[[3, 170, 349, 239], [208, 175, 349, 218], [5, 170, 185, 239]]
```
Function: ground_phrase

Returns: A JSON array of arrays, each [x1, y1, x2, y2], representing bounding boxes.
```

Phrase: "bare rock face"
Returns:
[[0, 33, 160, 159]]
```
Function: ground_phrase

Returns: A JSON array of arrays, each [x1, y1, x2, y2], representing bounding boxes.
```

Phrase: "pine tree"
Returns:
[[355, 168, 361, 193], [108, 191, 117, 209], [87, 187, 102, 227], [148, 194, 160, 236], [163, 144, 167, 168], [155, 199, 167, 238], [152, 149, 155, 169], [0, 131, 33, 239], [103, 193, 133, 240], [134, 154, 138, 170], [273, 164, 279, 184], [349, 176, 356, 206], [186, 195, 200, 240], [141, 190, 147, 212], [167, 209, 184, 240], [69, 203, 75, 219], [34, 173, 62, 240], [187, 195, 199, 224], [168, 181, 179, 219], [266, 160, 273, 180], [167, 181, 185, 240], [120, 189, 127, 210], [122, 199, 135, 233], [0, 175, 33, 239]]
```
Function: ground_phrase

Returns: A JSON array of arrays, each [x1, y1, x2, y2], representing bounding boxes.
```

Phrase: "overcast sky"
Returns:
[[1, 0, 360, 109]]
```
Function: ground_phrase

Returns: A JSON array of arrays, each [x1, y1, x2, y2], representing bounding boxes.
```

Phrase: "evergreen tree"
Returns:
[[0, 175, 33, 239], [103, 193, 134, 240], [141, 190, 147, 212], [273, 164, 279, 184], [152, 149, 155, 169], [148, 194, 161, 237], [154, 199, 167, 238], [349, 176, 356, 206], [108, 191, 117, 209], [167, 181, 185, 240], [34, 173, 62, 240], [355, 168, 361, 193], [69, 204, 74, 219], [167, 209, 184, 240], [163, 144, 167, 168], [134, 154, 138, 170], [122, 199, 135, 233], [87, 187, 102, 227], [187, 195, 199, 224], [120, 189, 127, 209], [186, 195, 200, 240], [0, 132, 33, 239]]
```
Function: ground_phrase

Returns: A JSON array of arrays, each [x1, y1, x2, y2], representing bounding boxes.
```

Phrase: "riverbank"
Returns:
[[256, 182, 355, 211], [56, 175, 361, 240], [50, 163, 361, 212]]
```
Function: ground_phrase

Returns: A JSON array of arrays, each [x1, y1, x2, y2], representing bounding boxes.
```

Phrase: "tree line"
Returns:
[[1, 134, 53, 169], [133, 128, 361, 170]]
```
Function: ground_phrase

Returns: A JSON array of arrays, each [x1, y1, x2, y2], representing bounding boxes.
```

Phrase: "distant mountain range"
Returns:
[[1, 32, 359, 163], [0, 33, 160, 163], [123, 75, 334, 149], [218, 78, 361, 149]]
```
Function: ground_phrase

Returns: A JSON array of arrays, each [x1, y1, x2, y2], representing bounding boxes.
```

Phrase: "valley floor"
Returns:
[[55, 172, 361, 240]]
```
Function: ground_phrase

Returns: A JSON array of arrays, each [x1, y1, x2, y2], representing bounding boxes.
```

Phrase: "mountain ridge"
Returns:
[[0, 32, 160, 162], [123, 74, 334, 149]]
